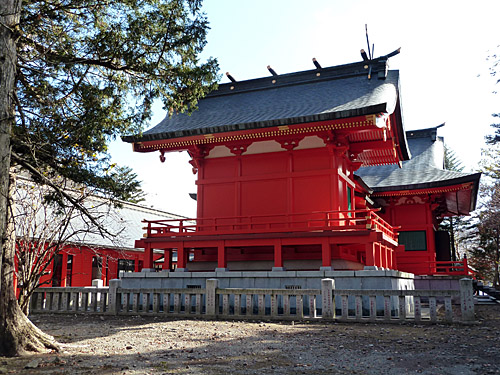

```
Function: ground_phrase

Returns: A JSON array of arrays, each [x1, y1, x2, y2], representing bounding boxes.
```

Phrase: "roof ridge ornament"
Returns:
[[365, 24, 374, 57], [362, 25, 400, 80], [312, 58, 322, 69], [364, 24, 375, 79], [267, 65, 278, 76], [226, 72, 236, 83]]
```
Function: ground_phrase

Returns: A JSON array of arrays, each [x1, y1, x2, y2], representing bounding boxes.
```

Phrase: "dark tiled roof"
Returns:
[[123, 58, 404, 144], [355, 127, 481, 192], [15, 177, 187, 250]]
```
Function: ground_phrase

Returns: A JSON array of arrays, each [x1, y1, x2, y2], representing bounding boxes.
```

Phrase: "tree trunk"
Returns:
[[0, 175, 60, 356], [0, 0, 59, 356], [450, 218, 457, 261], [18, 289, 30, 316], [0, 0, 20, 294], [494, 234, 500, 288]]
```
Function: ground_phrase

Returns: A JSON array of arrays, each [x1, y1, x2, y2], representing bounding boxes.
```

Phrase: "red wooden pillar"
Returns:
[[327, 143, 340, 212], [365, 243, 376, 269], [376, 243, 382, 268], [273, 240, 284, 270], [463, 255, 469, 275], [391, 248, 397, 270], [134, 255, 140, 272], [386, 246, 393, 269], [379, 245, 386, 269], [235, 156, 242, 217], [104, 256, 109, 285], [163, 249, 172, 271], [177, 244, 187, 270], [321, 239, 332, 270], [60, 252, 68, 287], [217, 242, 227, 270], [143, 243, 153, 269]]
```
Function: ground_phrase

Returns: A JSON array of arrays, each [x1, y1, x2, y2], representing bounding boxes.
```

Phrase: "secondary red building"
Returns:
[[356, 125, 480, 275], [123, 53, 479, 276], [17, 199, 184, 290]]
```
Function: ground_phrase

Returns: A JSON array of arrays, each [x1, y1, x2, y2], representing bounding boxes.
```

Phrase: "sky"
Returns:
[[109, 0, 500, 217]]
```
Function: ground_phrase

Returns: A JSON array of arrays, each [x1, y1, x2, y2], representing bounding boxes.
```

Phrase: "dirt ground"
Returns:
[[0, 304, 499, 375]]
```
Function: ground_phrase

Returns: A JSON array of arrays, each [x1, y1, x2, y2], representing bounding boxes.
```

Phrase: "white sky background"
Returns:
[[109, 0, 500, 217]]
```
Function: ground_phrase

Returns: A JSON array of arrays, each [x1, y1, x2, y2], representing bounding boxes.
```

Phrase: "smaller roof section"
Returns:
[[355, 125, 481, 215], [14, 177, 187, 251]]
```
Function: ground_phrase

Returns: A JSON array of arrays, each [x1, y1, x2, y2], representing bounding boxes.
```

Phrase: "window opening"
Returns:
[[399, 231, 427, 251]]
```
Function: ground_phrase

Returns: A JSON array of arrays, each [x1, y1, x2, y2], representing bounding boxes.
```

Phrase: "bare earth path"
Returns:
[[1, 304, 499, 375]]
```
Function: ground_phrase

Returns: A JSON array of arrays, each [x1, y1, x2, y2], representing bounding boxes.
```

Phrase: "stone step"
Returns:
[[474, 296, 499, 305], [474, 283, 500, 302]]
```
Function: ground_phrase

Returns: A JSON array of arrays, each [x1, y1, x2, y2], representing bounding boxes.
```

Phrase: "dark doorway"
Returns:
[[91, 256, 103, 281], [52, 254, 63, 287]]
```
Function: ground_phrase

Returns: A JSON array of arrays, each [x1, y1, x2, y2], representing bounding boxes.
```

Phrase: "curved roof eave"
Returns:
[[122, 103, 390, 144], [393, 96, 410, 162], [372, 172, 481, 202]]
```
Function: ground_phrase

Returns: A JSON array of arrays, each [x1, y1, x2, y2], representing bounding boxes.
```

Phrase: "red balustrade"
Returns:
[[397, 259, 472, 276], [141, 209, 399, 240], [433, 259, 472, 276]]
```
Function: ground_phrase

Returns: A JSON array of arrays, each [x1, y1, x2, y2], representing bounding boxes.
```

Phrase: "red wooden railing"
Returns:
[[141, 209, 399, 241], [397, 259, 472, 276], [433, 259, 472, 276]]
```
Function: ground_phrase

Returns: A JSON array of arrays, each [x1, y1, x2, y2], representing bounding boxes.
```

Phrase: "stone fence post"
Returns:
[[108, 279, 122, 315], [459, 278, 474, 322], [321, 278, 335, 319], [206, 279, 219, 317]]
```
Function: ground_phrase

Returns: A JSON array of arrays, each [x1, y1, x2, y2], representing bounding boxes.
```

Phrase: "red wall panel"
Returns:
[[393, 204, 427, 226], [202, 183, 236, 217], [203, 157, 236, 179], [292, 175, 331, 213], [241, 152, 288, 176], [293, 149, 330, 172], [198, 146, 346, 220], [241, 179, 287, 216]]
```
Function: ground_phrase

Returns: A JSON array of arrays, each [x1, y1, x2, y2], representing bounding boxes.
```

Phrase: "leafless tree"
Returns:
[[14, 176, 127, 315]]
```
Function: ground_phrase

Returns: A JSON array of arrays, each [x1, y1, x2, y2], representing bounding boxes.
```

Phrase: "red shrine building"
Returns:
[[14, 186, 183, 290], [356, 125, 480, 275], [123, 53, 479, 277]]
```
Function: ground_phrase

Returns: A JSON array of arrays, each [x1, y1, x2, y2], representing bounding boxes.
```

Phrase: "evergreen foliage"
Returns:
[[13, 0, 219, 202], [438, 146, 468, 261], [469, 183, 500, 286], [472, 144, 500, 285], [0, 0, 218, 356], [469, 46, 500, 285], [486, 45, 500, 144]]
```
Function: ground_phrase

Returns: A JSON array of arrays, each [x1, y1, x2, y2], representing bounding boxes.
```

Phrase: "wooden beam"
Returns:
[[349, 140, 394, 154]]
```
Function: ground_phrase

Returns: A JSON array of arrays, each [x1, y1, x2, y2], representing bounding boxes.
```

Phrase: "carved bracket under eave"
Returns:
[[228, 142, 251, 156], [319, 132, 349, 157], [187, 145, 214, 174], [188, 158, 200, 174], [276, 136, 305, 151]]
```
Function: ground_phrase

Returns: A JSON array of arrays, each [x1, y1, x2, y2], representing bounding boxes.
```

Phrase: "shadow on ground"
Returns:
[[0, 304, 498, 375]]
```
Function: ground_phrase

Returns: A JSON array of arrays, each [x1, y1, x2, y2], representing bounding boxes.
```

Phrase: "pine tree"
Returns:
[[468, 45, 500, 285], [0, 0, 218, 356], [470, 144, 500, 285], [485, 45, 500, 144], [439, 146, 468, 261], [469, 183, 500, 286]]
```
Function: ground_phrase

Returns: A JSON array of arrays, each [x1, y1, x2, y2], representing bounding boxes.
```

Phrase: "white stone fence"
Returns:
[[29, 278, 475, 324]]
